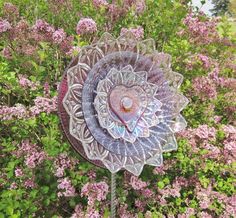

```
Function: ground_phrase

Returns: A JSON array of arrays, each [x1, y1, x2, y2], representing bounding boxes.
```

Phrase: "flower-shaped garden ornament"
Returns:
[[58, 32, 189, 176]]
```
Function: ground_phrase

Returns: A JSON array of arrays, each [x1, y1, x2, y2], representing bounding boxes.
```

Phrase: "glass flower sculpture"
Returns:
[[58, 32, 189, 176]]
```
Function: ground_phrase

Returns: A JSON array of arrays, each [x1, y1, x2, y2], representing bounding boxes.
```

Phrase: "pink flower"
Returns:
[[71, 204, 85, 218], [92, 0, 108, 8], [18, 74, 39, 90], [135, 199, 146, 212], [25, 151, 46, 168], [9, 182, 18, 190], [57, 177, 76, 197], [198, 212, 213, 218], [178, 207, 195, 218], [33, 19, 55, 34], [141, 188, 154, 198], [76, 18, 97, 35], [135, 0, 146, 14], [153, 165, 166, 175], [24, 178, 36, 188], [52, 28, 66, 44], [29, 96, 57, 116], [117, 203, 134, 218], [15, 168, 24, 177], [192, 76, 217, 100], [182, 12, 219, 44], [222, 125, 236, 136], [0, 19, 11, 33], [54, 153, 77, 178], [1, 46, 12, 59], [120, 26, 144, 40], [0, 104, 28, 120], [66, 45, 80, 57], [81, 181, 109, 205], [85, 209, 101, 218], [59, 35, 74, 54], [3, 2, 19, 18], [204, 143, 221, 158], [195, 125, 216, 140], [208, 66, 220, 82], [197, 54, 211, 69], [129, 176, 147, 190]]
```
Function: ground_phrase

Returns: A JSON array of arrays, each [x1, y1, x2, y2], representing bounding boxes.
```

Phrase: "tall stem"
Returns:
[[111, 172, 116, 218]]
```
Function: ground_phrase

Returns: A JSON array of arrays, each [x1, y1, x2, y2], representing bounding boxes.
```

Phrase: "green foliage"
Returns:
[[0, 0, 235, 217]]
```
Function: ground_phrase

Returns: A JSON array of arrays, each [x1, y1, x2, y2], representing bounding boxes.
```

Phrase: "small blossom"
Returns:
[[120, 26, 144, 40], [29, 96, 57, 116], [3, 3, 19, 18], [192, 76, 217, 100], [81, 181, 109, 205], [1, 46, 12, 59], [129, 176, 147, 190], [57, 177, 76, 197], [197, 54, 211, 69], [92, 0, 108, 8], [135, 0, 146, 14], [15, 168, 24, 177], [0, 104, 28, 120], [52, 28, 66, 44], [25, 151, 46, 168], [24, 178, 36, 188], [195, 125, 216, 140], [18, 74, 39, 90], [9, 182, 18, 190], [76, 18, 97, 35], [33, 19, 55, 34], [0, 19, 11, 33]]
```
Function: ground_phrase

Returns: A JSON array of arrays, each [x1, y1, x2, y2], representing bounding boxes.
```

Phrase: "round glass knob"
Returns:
[[121, 96, 133, 111]]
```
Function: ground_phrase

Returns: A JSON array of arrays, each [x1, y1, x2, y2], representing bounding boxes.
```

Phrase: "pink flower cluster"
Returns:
[[33, 19, 55, 35], [197, 54, 212, 69], [24, 178, 36, 188], [71, 204, 101, 218], [192, 76, 217, 100], [222, 125, 236, 163], [3, 2, 19, 20], [76, 18, 97, 35], [195, 124, 216, 140], [81, 181, 109, 205], [178, 125, 222, 159], [129, 176, 147, 190], [182, 12, 219, 44], [57, 177, 76, 197], [117, 203, 134, 218], [30, 96, 57, 116], [92, 0, 108, 8], [0, 95, 57, 121], [18, 74, 39, 90], [32, 19, 74, 54], [52, 28, 66, 44], [194, 184, 235, 216], [15, 168, 24, 177], [135, 0, 146, 14], [0, 19, 11, 33], [120, 26, 144, 40], [15, 140, 46, 169], [54, 153, 77, 177], [0, 104, 27, 120]]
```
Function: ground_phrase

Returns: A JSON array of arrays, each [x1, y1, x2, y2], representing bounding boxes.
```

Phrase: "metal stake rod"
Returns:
[[111, 172, 116, 218]]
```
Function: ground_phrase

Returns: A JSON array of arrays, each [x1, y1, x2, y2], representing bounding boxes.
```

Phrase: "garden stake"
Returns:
[[111, 173, 116, 218]]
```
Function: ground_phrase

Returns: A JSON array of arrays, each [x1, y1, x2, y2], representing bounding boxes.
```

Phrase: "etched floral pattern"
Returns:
[[94, 66, 162, 143], [62, 32, 189, 176]]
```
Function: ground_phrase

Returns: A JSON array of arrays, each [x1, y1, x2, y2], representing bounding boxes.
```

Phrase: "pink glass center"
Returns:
[[108, 85, 147, 132]]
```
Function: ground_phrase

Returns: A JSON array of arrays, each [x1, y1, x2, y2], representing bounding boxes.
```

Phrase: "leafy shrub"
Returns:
[[0, 0, 235, 217]]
